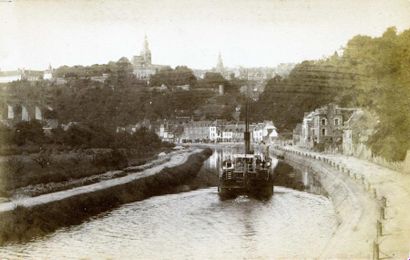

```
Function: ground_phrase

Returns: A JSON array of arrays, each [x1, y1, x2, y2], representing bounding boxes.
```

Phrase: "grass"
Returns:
[[0, 148, 165, 196], [0, 148, 212, 245]]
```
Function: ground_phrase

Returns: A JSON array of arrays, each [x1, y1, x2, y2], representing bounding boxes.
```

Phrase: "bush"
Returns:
[[91, 149, 128, 169], [13, 121, 46, 146]]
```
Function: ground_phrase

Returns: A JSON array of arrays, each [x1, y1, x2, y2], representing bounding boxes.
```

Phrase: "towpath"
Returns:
[[0, 148, 202, 214], [275, 145, 410, 259]]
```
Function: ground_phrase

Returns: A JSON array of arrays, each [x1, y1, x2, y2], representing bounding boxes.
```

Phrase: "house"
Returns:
[[116, 119, 153, 134], [209, 119, 227, 142], [43, 65, 54, 80], [342, 109, 377, 156], [252, 121, 278, 144], [300, 111, 315, 148], [296, 103, 358, 150], [222, 122, 246, 143], [181, 120, 213, 143], [292, 123, 302, 145], [157, 122, 176, 143], [209, 122, 221, 142]]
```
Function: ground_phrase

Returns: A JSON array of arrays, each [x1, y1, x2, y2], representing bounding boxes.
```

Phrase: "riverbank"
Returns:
[[0, 147, 174, 198], [0, 147, 212, 244], [272, 145, 410, 259]]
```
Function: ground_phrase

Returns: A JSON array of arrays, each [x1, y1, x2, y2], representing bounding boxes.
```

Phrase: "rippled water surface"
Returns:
[[1, 187, 337, 259], [0, 147, 338, 259]]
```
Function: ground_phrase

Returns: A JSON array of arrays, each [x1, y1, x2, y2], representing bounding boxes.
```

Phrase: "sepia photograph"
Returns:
[[0, 0, 410, 259]]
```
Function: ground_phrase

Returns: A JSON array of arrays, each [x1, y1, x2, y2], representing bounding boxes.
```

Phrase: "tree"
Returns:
[[13, 120, 45, 146], [149, 66, 197, 87]]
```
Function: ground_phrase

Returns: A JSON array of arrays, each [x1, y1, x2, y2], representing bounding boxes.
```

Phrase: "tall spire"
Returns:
[[216, 52, 224, 73], [141, 34, 152, 65], [143, 34, 150, 53]]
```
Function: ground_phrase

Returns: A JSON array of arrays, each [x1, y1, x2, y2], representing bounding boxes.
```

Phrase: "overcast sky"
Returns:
[[1, 0, 410, 70]]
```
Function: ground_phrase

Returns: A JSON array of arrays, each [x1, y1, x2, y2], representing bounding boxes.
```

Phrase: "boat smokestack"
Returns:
[[244, 95, 251, 154]]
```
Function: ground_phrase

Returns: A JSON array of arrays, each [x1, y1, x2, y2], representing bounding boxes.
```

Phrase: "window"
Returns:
[[322, 128, 326, 136], [334, 118, 339, 126], [321, 118, 327, 126]]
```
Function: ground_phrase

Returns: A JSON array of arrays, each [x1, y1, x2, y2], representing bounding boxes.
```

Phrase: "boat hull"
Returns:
[[218, 173, 274, 199]]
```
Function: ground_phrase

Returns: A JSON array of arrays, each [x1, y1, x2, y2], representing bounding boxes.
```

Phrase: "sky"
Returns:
[[1, 0, 410, 71]]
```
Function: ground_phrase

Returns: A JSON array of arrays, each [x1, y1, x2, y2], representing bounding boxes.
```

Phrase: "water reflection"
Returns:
[[207, 145, 324, 195]]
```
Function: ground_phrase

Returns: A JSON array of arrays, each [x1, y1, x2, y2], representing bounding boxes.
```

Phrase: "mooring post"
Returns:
[[381, 196, 387, 207], [377, 220, 382, 237], [373, 241, 379, 260]]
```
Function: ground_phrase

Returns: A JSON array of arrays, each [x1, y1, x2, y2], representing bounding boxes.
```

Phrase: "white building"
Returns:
[[43, 65, 53, 80], [301, 111, 315, 148], [252, 121, 278, 144], [222, 129, 233, 142], [209, 125, 220, 142]]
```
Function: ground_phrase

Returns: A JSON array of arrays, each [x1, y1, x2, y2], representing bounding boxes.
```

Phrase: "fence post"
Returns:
[[380, 207, 385, 220], [377, 220, 382, 237], [373, 241, 379, 260], [381, 196, 387, 207]]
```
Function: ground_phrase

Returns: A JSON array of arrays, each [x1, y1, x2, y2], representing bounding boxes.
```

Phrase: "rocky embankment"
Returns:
[[272, 146, 410, 259], [0, 148, 212, 244]]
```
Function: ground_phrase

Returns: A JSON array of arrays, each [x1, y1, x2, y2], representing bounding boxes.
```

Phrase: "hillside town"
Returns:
[[1, 1, 410, 257], [0, 36, 294, 86]]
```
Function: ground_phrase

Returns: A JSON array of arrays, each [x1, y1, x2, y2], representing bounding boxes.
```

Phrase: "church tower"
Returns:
[[140, 34, 152, 66], [216, 52, 224, 73]]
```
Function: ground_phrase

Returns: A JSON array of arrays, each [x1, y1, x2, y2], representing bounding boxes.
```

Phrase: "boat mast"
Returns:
[[244, 86, 251, 154]]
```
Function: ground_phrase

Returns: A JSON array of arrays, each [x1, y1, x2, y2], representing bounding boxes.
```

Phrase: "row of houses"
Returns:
[[116, 119, 278, 144], [167, 120, 277, 144], [292, 103, 375, 155], [0, 67, 53, 84]]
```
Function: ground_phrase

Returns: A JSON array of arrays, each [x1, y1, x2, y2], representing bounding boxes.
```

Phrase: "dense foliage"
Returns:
[[0, 121, 166, 152], [342, 28, 410, 160], [150, 66, 197, 87], [251, 27, 410, 161]]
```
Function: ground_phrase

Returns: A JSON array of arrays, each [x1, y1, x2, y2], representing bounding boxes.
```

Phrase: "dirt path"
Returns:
[[0, 148, 200, 214]]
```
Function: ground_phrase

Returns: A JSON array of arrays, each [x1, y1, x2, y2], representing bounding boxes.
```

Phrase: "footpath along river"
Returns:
[[0, 147, 339, 259]]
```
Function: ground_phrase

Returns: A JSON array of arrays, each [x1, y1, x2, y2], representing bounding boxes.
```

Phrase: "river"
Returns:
[[0, 147, 339, 259]]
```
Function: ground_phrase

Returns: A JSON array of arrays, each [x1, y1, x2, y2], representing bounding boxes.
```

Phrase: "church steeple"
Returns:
[[143, 34, 149, 52], [141, 34, 152, 65], [216, 52, 224, 73]]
